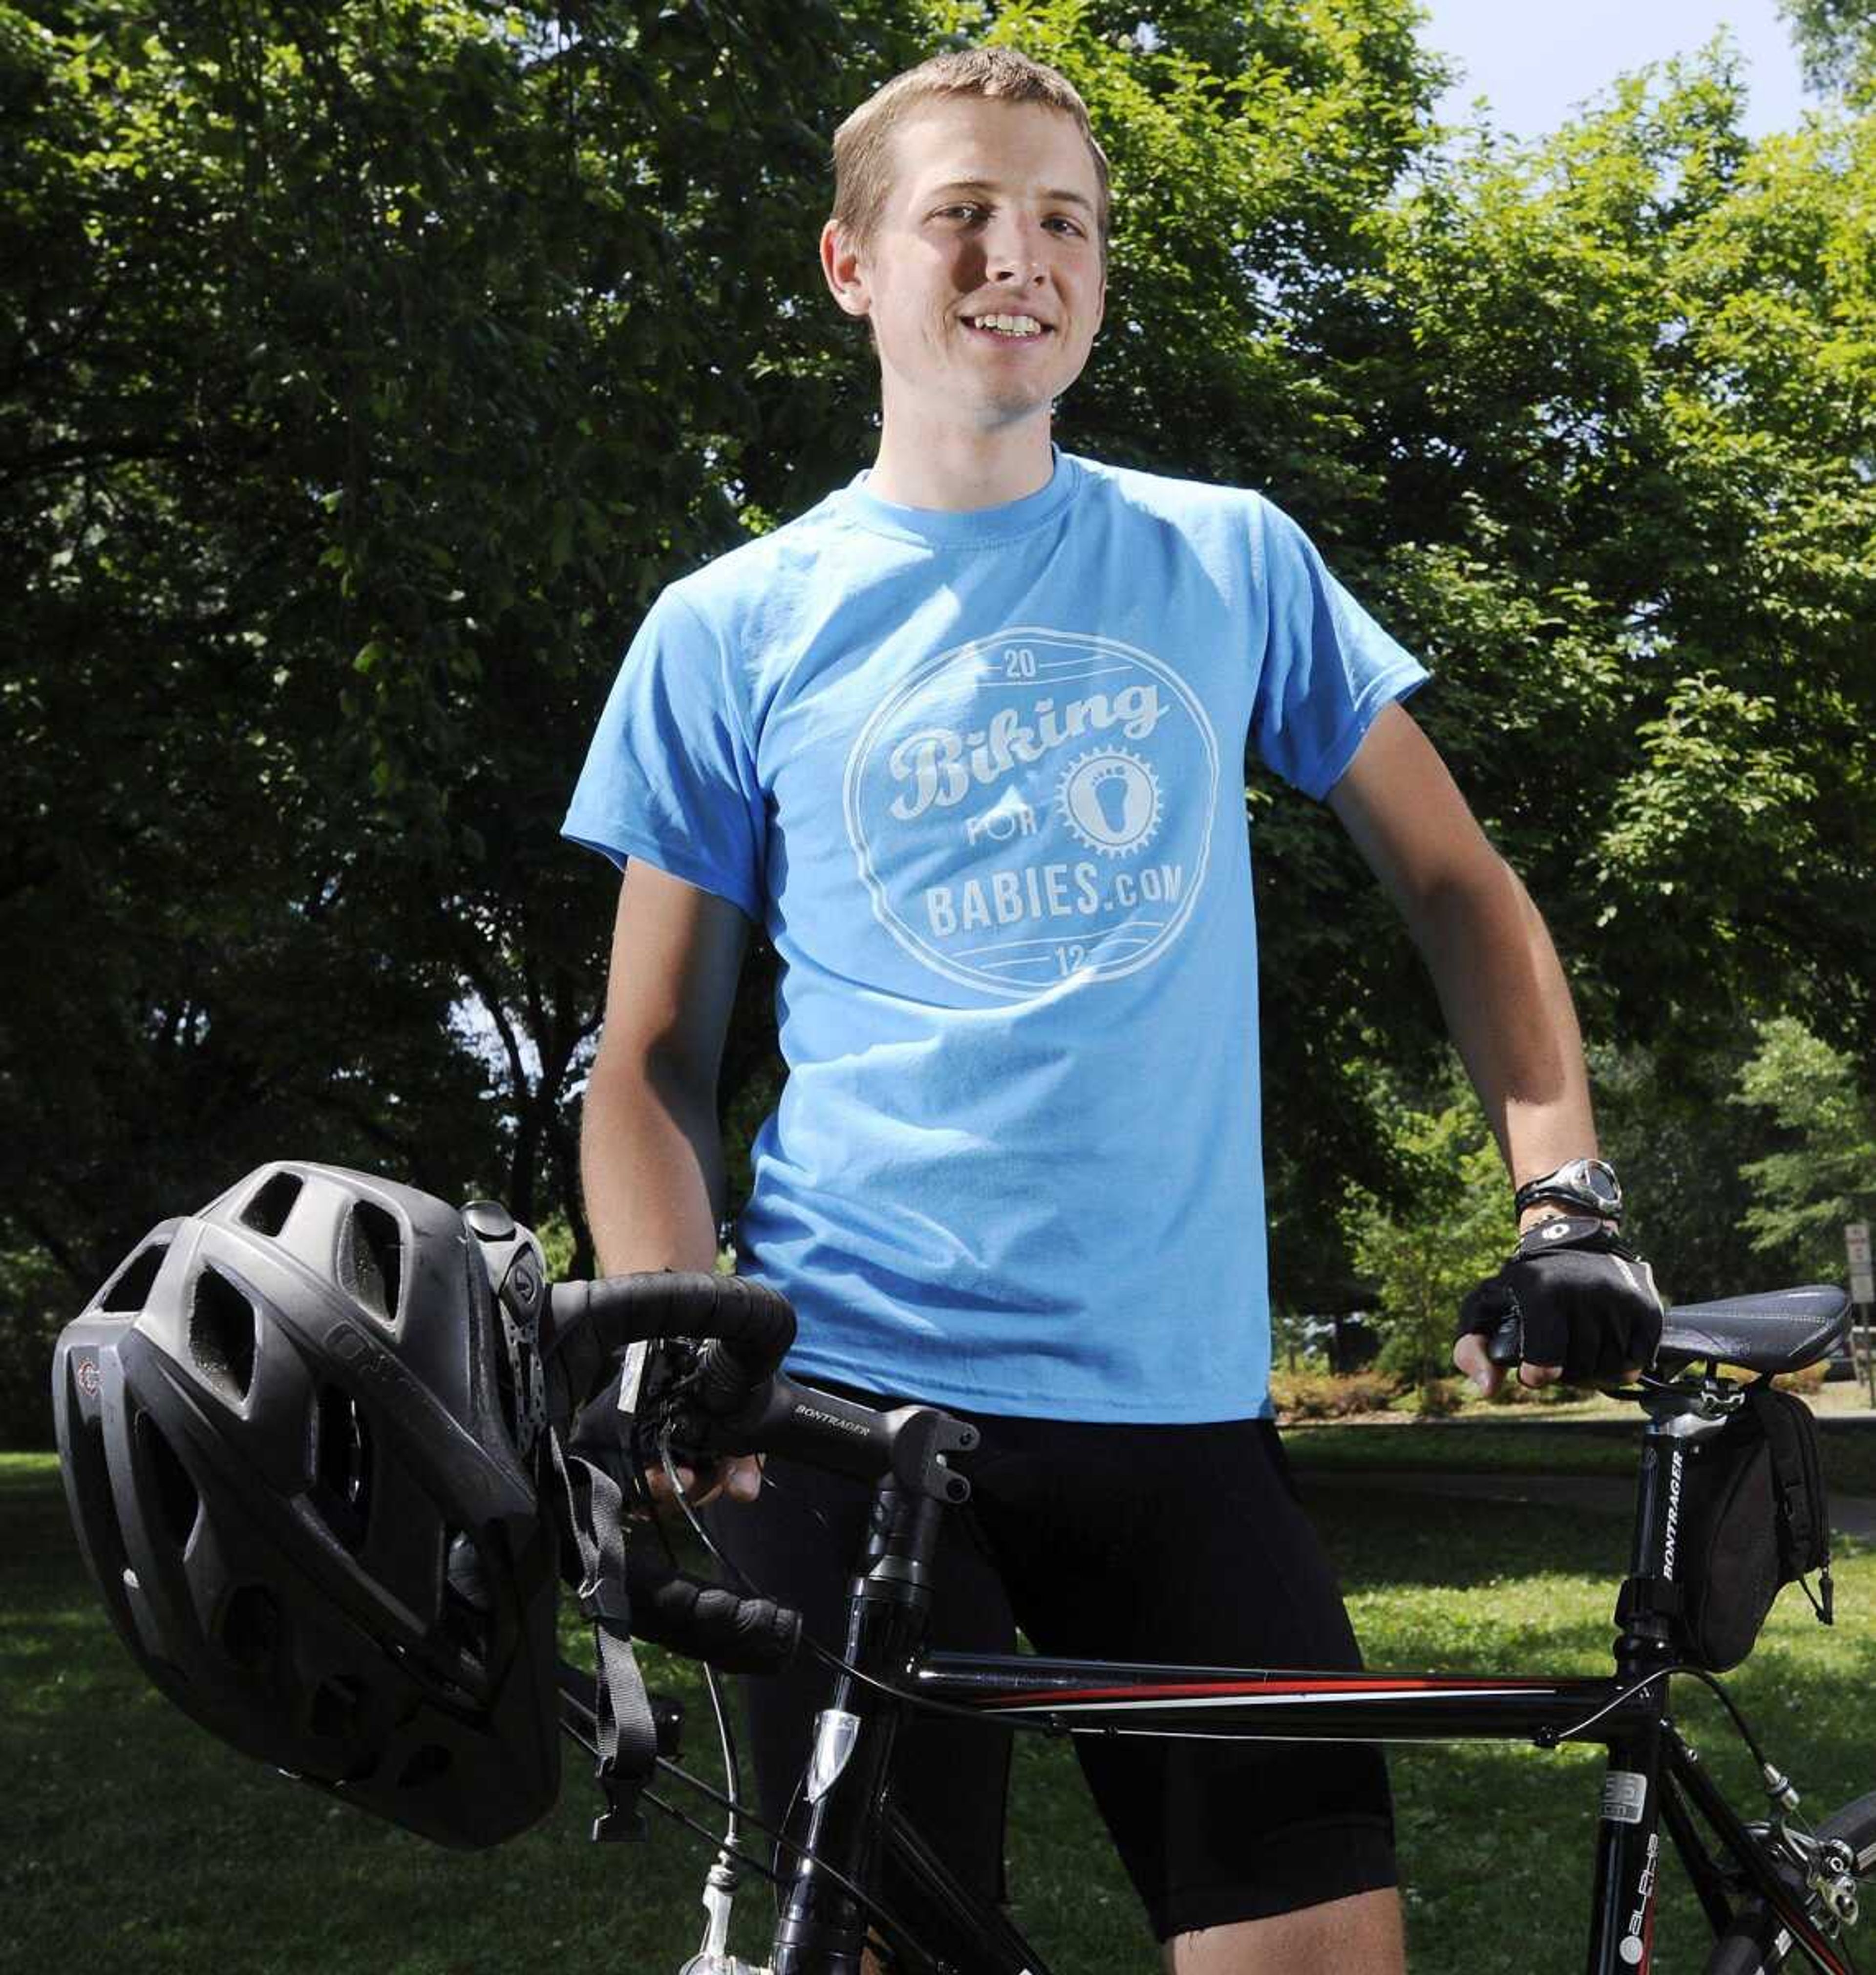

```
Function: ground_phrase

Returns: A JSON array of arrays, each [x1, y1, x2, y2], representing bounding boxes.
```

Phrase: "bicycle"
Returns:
[[547, 1269, 1868, 1975]]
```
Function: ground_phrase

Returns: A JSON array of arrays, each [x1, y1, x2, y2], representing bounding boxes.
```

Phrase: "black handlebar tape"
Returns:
[[624, 1549, 801, 1675], [543, 1272, 796, 1419], [682, 1279, 800, 1419]]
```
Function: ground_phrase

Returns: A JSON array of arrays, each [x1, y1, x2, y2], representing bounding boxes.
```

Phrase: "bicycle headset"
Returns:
[[50, 1161, 561, 1850]]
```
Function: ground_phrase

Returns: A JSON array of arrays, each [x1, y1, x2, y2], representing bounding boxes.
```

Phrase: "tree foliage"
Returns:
[[1731, 1017, 1876, 1281], [1342, 1088, 1506, 1399], [1781, 0, 1876, 98], [4, 0, 1874, 1440]]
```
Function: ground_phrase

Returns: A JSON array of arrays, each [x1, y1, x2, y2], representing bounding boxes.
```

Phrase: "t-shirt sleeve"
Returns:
[[1249, 499, 1429, 800], [561, 588, 767, 921]]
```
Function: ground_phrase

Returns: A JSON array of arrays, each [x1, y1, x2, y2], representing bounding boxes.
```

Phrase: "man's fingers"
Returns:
[[1454, 1333, 1570, 1395], [1453, 1332, 1501, 1396], [646, 1452, 764, 1509], [641, 1462, 695, 1502]]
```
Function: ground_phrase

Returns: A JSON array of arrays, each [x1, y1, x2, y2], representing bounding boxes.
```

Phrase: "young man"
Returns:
[[564, 47, 1660, 1974]]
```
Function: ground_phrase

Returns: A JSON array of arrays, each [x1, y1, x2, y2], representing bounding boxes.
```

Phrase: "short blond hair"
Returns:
[[830, 47, 1111, 258]]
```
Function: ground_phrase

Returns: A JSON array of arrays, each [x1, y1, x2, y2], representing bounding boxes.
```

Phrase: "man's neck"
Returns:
[[863, 411, 1057, 512]]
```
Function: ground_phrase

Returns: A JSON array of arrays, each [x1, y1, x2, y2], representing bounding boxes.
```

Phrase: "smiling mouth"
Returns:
[[962, 313, 1052, 341]]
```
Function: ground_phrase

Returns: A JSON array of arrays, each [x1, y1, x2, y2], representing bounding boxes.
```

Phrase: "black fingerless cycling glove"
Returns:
[[1457, 1216, 1664, 1384]]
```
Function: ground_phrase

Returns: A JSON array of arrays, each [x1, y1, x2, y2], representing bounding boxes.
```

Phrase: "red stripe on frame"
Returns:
[[981, 1675, 1562, 1708]]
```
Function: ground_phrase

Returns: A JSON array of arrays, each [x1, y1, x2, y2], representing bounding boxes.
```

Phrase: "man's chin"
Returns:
[[963, 388, 1057, 433]]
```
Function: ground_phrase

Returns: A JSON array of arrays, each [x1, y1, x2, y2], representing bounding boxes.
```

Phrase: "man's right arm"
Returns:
[[579, 861, 762, 1503], [581, 860, 751, 1277]]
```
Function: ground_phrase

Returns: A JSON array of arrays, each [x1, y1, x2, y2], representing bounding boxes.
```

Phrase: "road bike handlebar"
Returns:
[[621, 1544, 801, 1673], [541, 1272, 976, 1677], [543, 1270, 796, 1430]]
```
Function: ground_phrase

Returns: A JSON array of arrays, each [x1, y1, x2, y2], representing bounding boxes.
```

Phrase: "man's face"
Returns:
[[822, 96, 1107, 441]]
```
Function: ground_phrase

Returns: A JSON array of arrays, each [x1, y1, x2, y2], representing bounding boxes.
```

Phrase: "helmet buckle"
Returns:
[[576, 1571, 633, 1633]]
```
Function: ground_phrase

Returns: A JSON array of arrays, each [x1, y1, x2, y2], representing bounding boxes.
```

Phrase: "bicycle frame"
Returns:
[[753, 1381, 1852, 1975]]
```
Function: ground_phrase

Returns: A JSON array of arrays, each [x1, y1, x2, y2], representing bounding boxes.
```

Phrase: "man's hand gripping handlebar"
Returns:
[[539, 1271, 978, 1676]]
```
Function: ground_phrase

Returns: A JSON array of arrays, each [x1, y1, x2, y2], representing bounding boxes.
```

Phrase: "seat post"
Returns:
[[1613, 1380, 1736, 1676]]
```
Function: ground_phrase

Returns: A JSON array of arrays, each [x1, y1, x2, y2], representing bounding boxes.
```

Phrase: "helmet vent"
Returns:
[[340, 1201, 404, 1328], [443, 1531, 493, 1670], [310, 1384, 373, 1552], [135, 1410, 201, 1550], [310, 1675, 364, 1743], [100, 1239, 169, 1314], [240, 1169, 304, 1238], [190, 1267, 258, 1403], [221, 1584, 282, 1671], [396, 1744, 452, 1790]]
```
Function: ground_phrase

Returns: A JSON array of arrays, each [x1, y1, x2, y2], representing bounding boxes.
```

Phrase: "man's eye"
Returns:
[[938, 204, 982, 222], [1045, 216, 1086, 236]]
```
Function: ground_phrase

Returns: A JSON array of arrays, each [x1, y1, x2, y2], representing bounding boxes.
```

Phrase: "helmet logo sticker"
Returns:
[[74, 1353, 101, 1398]]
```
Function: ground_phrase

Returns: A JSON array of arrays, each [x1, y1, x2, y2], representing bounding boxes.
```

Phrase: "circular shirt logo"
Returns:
[[843, 627, 1218, 998], [1057, 748, 1162, 857]]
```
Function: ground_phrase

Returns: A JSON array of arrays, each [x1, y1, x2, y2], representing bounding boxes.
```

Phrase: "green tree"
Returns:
[[1, 0, 919, 1438], [1343, 1087, 1509, 1400], [6, 0, 1874, 1444], [1780, 0, 1876, 97], [1590, 1040, 1763, 1304], [1730, 1016, 1876, 1281]]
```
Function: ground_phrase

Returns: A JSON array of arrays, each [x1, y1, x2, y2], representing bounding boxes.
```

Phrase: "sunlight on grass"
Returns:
[[7, 1468, 1873, 1974]]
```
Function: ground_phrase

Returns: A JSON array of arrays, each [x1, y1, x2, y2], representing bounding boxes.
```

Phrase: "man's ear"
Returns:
[[820, 220, 872, 319]]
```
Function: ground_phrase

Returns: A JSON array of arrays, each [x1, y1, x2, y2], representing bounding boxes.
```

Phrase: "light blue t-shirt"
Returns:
[[564, 450, 1426, 1421]]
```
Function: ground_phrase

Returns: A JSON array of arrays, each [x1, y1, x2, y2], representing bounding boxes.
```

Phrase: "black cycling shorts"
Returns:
[[705, 1404, 1396, 1943]]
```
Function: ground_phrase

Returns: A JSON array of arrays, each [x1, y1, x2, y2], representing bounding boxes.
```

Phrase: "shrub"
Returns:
[[1411, 1376, 1465, 1418], [1270, 1368, 1400, 1421], [1485, 1372, 1584, 1407]]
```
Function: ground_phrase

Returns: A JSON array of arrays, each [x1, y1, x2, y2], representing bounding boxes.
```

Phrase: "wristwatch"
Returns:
[[1513, 1157, 1622, 1223]]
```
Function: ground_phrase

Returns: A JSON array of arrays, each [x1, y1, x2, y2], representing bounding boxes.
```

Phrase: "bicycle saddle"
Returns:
[[1656, 1285, 1850, 1376]]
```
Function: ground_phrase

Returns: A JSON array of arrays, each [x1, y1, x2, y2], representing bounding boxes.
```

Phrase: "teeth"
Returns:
[[970, 313, 1044, 336]]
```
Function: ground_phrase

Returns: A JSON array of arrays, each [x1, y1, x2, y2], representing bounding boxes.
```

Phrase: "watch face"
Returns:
[[1519, 1159, 1622, 1218], [1571, 1159, 1621, 1212]]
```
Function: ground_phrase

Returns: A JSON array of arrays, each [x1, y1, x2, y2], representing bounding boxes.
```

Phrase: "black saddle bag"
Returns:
[[1673, 1382, 1833, 1673]]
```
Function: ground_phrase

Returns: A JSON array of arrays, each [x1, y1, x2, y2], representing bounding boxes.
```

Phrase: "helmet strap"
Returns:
[[549, 1429, 661, 1841]]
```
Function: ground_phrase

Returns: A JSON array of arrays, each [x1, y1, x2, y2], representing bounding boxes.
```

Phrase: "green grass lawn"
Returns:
[[6, 1451, 1874, 1974]]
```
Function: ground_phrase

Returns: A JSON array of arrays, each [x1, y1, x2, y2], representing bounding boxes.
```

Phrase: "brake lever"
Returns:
[[627, 1338, 729, 1499]]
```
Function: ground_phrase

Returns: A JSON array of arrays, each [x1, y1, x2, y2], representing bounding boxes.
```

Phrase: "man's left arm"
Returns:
[[1326, 702, 1658, 1393]]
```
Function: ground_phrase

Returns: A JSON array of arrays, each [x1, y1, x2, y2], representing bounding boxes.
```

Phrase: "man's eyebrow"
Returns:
[[924, 177, 1096, 213]]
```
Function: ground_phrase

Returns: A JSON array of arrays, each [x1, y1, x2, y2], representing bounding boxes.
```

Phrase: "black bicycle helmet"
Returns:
[[51, 1161, 560, 1849]]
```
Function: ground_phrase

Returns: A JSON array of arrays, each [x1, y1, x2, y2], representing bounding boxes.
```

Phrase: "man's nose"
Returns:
[[983, 213, 1048, 285]]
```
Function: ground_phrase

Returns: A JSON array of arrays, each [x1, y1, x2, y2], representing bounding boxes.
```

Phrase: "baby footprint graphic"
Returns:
[[1092, 762, 1134, 836]]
